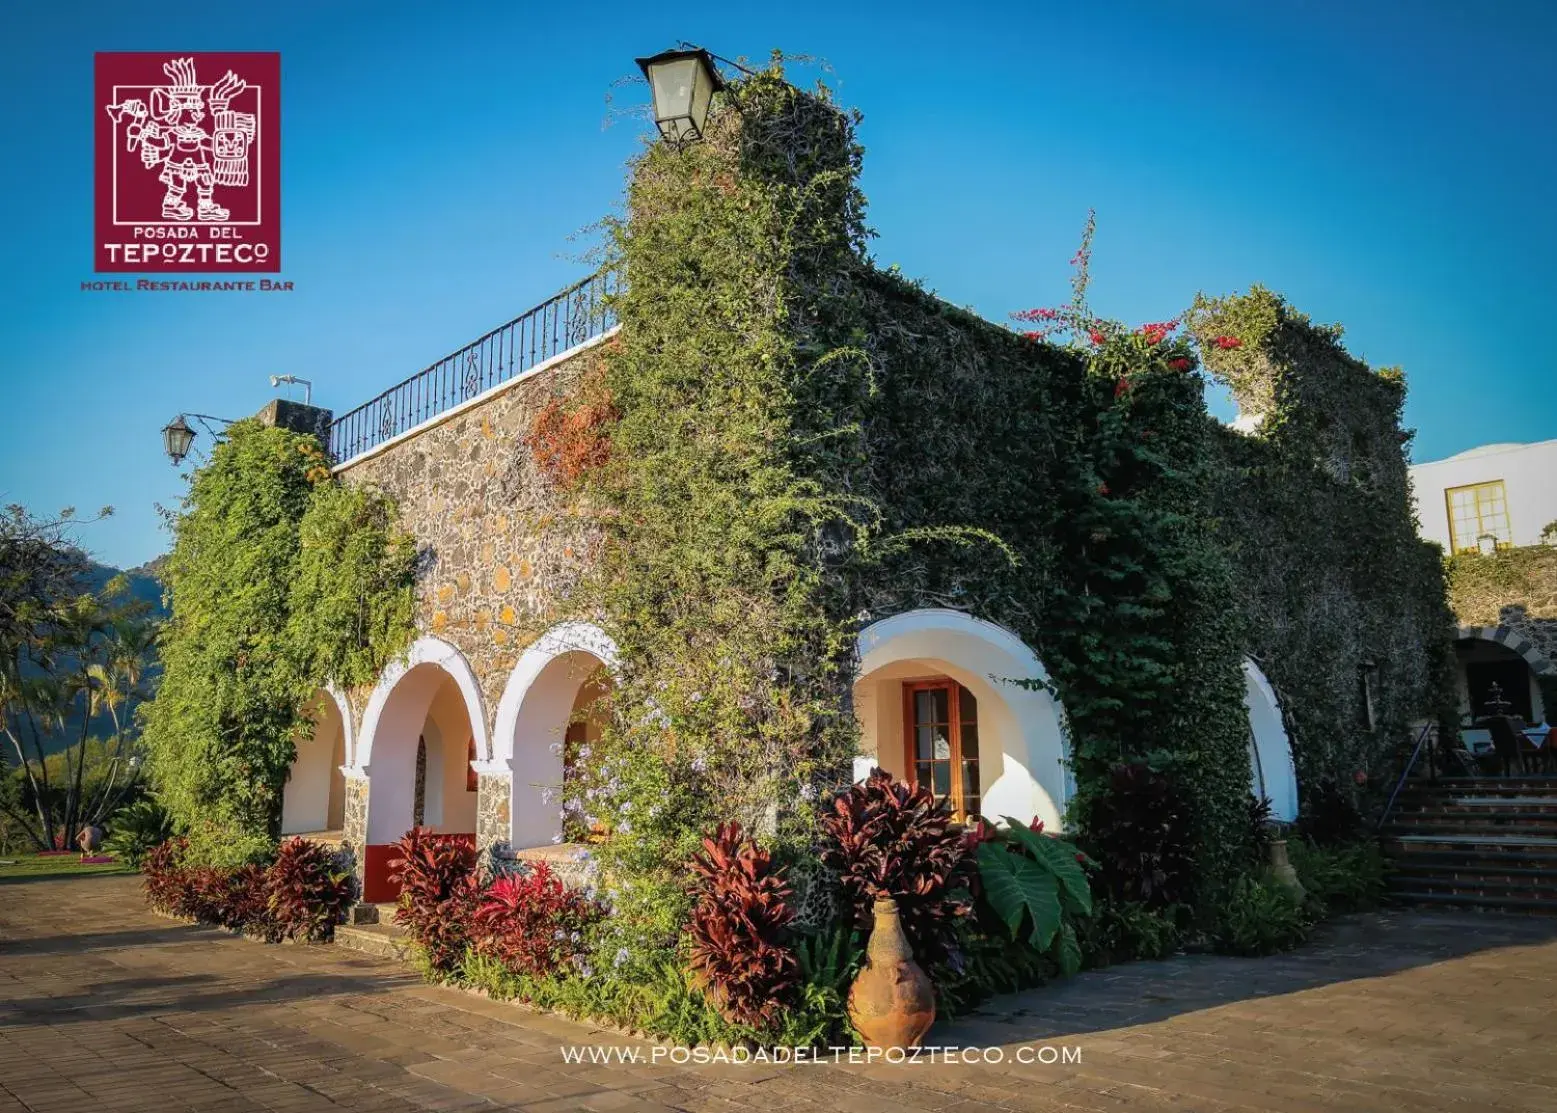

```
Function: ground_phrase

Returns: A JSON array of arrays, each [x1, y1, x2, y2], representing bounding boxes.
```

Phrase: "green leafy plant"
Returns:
[[1288, 839, 1386, 915], [1212, 874, 1313, 956], [971, 817, 1092, 976], [103, 798, 173, 867], [1076, 899, 1187, 966], [1082, 763, 1197, 908]]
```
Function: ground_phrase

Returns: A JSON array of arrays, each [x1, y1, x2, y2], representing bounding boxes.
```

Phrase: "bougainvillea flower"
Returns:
[[1089, 329, 1106, 346], [1212, 336, 1243, 350], [1114, 377, 1132, 397], [1168, 358, 1192, 371]]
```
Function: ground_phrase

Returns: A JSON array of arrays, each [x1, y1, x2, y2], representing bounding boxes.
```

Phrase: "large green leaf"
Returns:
[[977, 841, 1062, 950], [1001, 817, 1094, 917], [1050, 918, 1082, 977]]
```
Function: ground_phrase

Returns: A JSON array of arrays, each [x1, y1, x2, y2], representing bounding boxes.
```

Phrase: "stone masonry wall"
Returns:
[[334, 340, 609, 722]]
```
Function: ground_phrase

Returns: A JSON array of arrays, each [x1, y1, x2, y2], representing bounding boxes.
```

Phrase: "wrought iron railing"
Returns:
[[1376, 720, 1438, 832], [329, 267, 622, 462]]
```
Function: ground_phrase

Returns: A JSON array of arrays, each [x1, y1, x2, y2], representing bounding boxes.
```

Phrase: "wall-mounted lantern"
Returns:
[[636, 47, 724, 143], [162, 415, 196, 466], [161, 412, 234, 466]]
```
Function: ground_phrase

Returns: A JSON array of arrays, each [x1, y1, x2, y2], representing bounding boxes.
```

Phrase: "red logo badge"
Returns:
[[95, 52, 280, 272]]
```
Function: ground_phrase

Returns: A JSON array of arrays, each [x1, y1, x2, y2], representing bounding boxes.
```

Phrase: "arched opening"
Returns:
[[1455, 637, 1545, 725], [1243, 659, 1298, 823], [356, 638, 486, 901], [493, 622, 619, 856], [280, 690, 349, 838], [853, 609, 1069, 832]]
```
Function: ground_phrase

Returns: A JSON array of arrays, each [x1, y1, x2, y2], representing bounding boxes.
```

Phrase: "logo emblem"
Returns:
[[95, 52, 280, 272]]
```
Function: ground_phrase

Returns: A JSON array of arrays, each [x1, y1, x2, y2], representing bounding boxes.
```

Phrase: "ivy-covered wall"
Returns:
[[1191, 291, 1457, 792]]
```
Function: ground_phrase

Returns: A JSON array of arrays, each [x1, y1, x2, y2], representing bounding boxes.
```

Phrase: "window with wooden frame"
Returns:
[[902, 679, 981, 821], [1445, 480, 1512, 554]]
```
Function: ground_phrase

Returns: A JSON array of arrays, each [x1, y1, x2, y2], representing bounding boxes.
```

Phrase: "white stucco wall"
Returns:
[[1409, 439, 1557, 551], [855, 610, 1069, 832], [280, 695, 348, 835]]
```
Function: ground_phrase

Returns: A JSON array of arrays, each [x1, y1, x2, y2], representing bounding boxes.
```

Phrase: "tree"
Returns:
[[0, 506, 154, 850]]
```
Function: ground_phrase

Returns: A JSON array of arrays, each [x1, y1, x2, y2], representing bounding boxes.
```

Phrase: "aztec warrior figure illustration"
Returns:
[[105, 57, 255, 222]]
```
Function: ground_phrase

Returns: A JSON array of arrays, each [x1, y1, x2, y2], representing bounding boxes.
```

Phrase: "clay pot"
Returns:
[[846, 896, 935, 1049]]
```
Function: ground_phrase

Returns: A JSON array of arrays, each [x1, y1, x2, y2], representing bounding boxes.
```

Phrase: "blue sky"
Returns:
[[2, 1, 1553, 569]]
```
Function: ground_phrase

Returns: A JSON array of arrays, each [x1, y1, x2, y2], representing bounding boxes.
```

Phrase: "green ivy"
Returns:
[[141, 421, 415, 865]]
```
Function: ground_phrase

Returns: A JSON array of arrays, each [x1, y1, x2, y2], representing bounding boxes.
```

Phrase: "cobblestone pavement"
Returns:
[[2, 875, 1555, 1112]]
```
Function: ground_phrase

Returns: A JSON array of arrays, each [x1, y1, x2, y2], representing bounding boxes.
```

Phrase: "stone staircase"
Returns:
[[332, 902, 411, 960], [1381, 776, 1557, 913]]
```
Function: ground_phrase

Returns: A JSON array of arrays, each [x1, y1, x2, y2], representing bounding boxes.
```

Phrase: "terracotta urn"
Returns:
[[846, 896, 935, 1049], [1267, 839, 1306, 901]]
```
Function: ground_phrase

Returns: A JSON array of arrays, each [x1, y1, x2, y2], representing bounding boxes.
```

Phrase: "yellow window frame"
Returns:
[[1445, 480, 1512, 554]]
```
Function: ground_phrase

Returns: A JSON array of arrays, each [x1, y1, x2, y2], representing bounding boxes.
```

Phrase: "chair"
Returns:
[[1481, 715, 1527, 777]]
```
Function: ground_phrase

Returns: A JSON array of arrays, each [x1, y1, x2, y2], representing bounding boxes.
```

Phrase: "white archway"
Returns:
[[490, 622, 620, 850], [356, 636, 488, 845], [1244, 658, 1299, 822], [280, 688, 352, 835], [854, 609, 1070, 832]]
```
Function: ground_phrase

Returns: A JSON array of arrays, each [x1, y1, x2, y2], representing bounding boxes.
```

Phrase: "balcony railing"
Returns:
[[329, 267, 622, 462]]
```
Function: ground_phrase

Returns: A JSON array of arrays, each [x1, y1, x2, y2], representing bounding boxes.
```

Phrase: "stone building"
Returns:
[[267, 68, 1445, 902]]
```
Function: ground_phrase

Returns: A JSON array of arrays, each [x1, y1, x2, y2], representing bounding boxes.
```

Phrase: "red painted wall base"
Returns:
[[361, 833, 477, 904]]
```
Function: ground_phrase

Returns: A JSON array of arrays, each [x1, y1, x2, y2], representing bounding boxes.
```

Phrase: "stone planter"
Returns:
[[846, 896, 935, 1050], [1268, 839, 1306, 901]]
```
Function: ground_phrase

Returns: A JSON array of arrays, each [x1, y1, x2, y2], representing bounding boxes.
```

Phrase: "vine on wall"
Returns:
[[142, 422, 416, 866]]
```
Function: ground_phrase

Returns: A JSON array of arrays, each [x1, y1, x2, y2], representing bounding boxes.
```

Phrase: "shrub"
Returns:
[[103, 798, 174, 867], [1288, 839, 1386, 915], [142, 836, 190, 915], [390, 828, 480, 974], [267, 838, 354, 942], [1298, 777, 1363, 847], [1245, 794, 1274, 868], [1077, 899, 1187, 966], [1083, 762, 1196, 907], [820, 769, 974, 969], [935, 923, 1054, 1018], [685, 822, 800, 1030], [471, 862, 600, 977], [1213, 874, 1313, 956], [968, 816, 1093, 976]]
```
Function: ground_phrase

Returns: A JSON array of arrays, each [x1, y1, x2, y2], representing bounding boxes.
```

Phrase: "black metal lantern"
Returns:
[[636, 48, 724, 143], [162, 415, 196, 465]]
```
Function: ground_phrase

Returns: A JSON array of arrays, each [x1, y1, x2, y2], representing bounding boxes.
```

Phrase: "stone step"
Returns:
[[1385, 811, 1557, 828], [1382, 823, 1557, 842], [349, 902, 400, 926], [1388, 872, 1557, 897], [1389, 857, 1557, 881], [1387, 889, 1557, 915], [333, 922, 412, 961]]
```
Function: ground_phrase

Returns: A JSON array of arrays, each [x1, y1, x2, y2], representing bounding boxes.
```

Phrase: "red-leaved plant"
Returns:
[[390, 828, 481, 974], [820, 769, 974, 969], [471, 862, 600, 977], [142, 836, 190, 915], [685, 821, 799, 1030], [267, 838, 354, 942]]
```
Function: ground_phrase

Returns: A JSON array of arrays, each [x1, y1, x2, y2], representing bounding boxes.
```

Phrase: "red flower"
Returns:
[[1114, 377, 1132, 398], [1096, 482, 1110, 496], [1168, 358, 1192, 371], [1075, 852, 1087, 864], [1028, 816, 1045, 833], [1353, 769, 1368, 786], [1016, 307, 1060, 321], [1212, 335, 1243, 350], [1138, 321, 1176, 345], [1089, 329, 1106, 346], [1024, 330, 1044, 340]]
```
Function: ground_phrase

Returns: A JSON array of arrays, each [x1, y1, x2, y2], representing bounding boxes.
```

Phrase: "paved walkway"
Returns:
[[1, 875, 1554, 1112]]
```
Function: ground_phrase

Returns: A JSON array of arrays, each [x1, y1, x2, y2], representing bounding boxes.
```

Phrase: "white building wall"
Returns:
[[1408, 439, 1557, 552]]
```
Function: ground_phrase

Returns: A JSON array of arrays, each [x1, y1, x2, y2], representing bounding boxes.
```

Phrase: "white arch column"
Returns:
[[487, 622, 619, 856], [352, 637, 488, 901], [1244, 658, 1299, 822], [854, 609, 1070, 832]]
